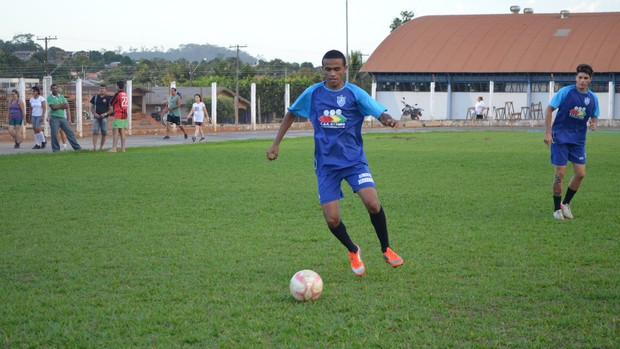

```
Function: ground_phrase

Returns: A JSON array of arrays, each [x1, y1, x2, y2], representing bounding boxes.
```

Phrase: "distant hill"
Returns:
[[123, 43, 257, 63]]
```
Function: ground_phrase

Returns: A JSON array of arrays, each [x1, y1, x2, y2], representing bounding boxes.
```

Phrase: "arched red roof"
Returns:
[[361, 12, 620, 74]]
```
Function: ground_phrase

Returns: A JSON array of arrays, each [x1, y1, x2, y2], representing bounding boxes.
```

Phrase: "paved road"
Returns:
[[0, 126, 568, 156], [0, 129, 317, 156]]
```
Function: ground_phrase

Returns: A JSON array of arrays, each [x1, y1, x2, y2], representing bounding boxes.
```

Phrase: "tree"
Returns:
[[390, 10, 415, 32], [348, 50, 364, 84]]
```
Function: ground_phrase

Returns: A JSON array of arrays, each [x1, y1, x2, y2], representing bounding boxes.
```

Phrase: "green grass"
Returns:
[[1, 130, 619, 348]]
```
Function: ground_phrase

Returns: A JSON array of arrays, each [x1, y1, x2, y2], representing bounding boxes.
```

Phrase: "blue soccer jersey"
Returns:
[[288, 81, 387, 175], [549, 85, 599, 145]]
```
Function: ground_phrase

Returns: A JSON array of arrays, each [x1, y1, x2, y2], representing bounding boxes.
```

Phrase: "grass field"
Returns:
[[1, 130, 619, 348]]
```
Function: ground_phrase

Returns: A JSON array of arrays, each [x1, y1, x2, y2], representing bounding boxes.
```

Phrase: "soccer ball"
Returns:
[[290, 270, 323, 301]]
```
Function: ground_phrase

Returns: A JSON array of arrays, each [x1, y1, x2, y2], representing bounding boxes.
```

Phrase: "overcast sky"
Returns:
[[2, 0, 619, 65]]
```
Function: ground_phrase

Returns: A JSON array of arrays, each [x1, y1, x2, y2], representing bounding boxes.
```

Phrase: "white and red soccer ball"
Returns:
[[290, 270, 323, 301]]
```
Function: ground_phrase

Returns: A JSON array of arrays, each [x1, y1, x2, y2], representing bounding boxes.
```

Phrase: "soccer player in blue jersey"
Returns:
[[266, 50, 403, 276], [544, 64, 599, 220]]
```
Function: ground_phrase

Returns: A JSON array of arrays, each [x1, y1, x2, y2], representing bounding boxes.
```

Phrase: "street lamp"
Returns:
[[189, 58, 206, 86]]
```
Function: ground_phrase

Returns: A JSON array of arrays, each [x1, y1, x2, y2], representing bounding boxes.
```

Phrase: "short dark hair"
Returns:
[[31, 86, 40, 93], [576, 64, 593, 77], [100, 84, 107, 88], [116, 80, 125, 90], [322, 49, 347, 67]]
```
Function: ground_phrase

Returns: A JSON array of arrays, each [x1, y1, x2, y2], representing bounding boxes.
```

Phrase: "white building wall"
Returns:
[[378, 87, 618, 120]]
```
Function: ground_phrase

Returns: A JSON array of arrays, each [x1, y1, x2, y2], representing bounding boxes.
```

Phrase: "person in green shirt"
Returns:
[[47, 84, 82, 152], [162, 87, 188, 140]]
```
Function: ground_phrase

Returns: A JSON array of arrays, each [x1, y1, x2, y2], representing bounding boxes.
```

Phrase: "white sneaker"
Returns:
[[553, 209, 564, 220], [62, 144, 67, 150], [561, 203, 573, 219]]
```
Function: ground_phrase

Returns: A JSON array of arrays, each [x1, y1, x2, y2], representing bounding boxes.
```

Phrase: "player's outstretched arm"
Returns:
[[379, 112, 399, 129], [266, 111, 296, 161]]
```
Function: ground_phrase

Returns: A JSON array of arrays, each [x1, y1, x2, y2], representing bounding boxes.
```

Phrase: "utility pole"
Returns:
[[37, 36, 57, 76], [345, 0, 349, 81], [229, 44, 247, 126]]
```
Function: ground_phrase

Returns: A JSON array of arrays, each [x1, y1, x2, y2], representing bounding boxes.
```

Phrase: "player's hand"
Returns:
[[379, 113, 399, 130], [589, 119, 598, 131], [386, 118, 400, 130], [266, 145, 279, 161], [543, 132, 553, 149]]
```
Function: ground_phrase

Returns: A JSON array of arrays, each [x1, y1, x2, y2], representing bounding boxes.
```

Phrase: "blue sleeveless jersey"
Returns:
[[288, 81, 387, 175], [549, 85, 599, 145]]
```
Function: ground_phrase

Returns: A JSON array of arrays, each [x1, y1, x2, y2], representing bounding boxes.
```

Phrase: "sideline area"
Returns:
[[1, 122, 618, 156]]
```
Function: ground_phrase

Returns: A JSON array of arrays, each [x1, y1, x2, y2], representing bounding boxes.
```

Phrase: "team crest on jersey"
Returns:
[[568, 107, 586, 120], [318, 109, 347, 128], [584, 97, 590, 105], [337, 95, 346, 107]]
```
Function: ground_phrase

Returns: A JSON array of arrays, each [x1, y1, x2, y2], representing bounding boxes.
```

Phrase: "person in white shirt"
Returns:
[[474, 96, 485, 119], [186, 94, 210, 142], [29, 86, 47, 149]]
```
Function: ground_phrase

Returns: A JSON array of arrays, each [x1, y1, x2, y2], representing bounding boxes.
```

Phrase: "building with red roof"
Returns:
[[361, 10, 620, 121]]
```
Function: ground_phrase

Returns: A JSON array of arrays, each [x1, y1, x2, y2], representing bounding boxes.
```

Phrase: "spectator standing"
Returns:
[[474, 96, 485, 119], [29, 86, 47, 149], [47, 84, 82, 152], [108, 80, 129, 153], [90, 84, 112, 150], [8, 89, 26, 148]]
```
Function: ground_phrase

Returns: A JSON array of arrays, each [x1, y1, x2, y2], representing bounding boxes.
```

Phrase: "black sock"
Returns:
[[370, 206, 389, 253], [328, 221, 357, 253], [553, 195, 562, 211], [563, 188, 577, 205]]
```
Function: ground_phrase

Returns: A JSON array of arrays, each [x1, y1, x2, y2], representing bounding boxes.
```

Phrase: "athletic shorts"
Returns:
[[167, 115, 181, 125], [551, 143, 586, 166], [194, 121, 203, 126], [32, 115, 44, 128], [316, 163, 376, 204], [9, 118, 23, 126], [93, 117, 108, 135], [112, 118, 127, 129]]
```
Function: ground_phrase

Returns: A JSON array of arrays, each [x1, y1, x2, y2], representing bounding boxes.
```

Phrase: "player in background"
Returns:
[[544, 64, 599, 220], [108, 80, 128, 153], [266, 49, 403, 277]]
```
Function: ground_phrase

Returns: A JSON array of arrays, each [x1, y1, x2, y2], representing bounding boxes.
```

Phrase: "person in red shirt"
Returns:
[[109, 80, 128, 152]]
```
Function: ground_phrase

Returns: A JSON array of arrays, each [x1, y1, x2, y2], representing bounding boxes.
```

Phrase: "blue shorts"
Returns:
[[32, 115, 44, 128], [93, 116, 108, 136], [551, 143, 586, 166], [9, 118, 23, 126], [316, 164, 376, 204]]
